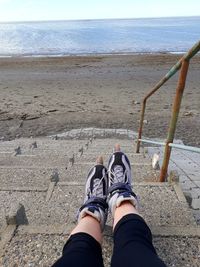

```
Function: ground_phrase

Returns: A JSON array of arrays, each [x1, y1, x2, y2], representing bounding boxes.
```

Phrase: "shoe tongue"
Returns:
[[113, 165, 124, 182]]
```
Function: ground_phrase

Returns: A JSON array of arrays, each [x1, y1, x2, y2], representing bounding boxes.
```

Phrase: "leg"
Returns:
[[107, 145, 166, 267], [52, 216, 103, 267], [111, 203, 166, 267], [113, 200, 139, 229], [52, 157, 108, 267], [71, 215, 102, 243]]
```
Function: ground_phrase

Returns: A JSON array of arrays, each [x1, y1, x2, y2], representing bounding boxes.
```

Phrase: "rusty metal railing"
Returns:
[[136, 40, 200, 182]]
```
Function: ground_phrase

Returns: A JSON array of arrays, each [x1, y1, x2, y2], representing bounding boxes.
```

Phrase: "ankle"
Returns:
[[107, 184, 138, 217], [115, 200, 137, 214], [113, 200, 140, 229], [71, 215, 102, 244], [78, 198, 108, 231]]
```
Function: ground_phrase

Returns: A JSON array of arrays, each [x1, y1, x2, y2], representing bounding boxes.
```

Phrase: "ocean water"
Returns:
[[0, 17, 199, 57]]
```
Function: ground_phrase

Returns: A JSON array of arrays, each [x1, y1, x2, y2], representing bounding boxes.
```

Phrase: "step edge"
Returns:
[[15, 224, 200, 237]]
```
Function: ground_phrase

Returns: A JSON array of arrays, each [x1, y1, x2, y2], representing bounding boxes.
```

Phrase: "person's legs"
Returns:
[[52, 216, 103, 267], [113, 200, 139, 229], [111, 204, 166, 267], [107, 145, 166, 267], [71, 215, 102, 243], [52, 157, 108, 267]]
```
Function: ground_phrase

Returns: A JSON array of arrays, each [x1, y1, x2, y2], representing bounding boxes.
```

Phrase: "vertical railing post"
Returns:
[[136, 99, 146, 153], [159, 59, 190, 182]]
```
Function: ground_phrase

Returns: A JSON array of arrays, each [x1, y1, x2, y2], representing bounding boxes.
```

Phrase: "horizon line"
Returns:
[[0, 15, 200, 24]]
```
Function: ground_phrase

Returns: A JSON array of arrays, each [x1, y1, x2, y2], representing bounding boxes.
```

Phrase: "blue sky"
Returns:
[[0, 0, 200, 22]]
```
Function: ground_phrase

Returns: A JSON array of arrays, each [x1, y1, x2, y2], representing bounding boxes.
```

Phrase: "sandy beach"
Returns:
[[0, 54, 199, 146]]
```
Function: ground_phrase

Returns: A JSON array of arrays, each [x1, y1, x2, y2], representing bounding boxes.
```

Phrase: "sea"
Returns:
[[0, 16, 199, 57]]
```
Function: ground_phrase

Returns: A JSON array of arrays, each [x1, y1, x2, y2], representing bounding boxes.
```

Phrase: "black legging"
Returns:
[[52, 214, 166, 267]]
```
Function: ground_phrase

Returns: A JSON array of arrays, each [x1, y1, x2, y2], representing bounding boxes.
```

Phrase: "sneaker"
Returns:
[[78, 157, 108, 231], [107, 144, 138, 216]]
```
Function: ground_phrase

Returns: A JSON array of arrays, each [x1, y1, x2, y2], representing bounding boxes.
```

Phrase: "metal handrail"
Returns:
[[139, 139, 200, 154], [136, 40, 200, 182]]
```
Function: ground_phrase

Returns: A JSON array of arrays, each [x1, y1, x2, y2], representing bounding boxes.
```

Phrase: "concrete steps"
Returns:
[[0, 183, 196, 231], [0, 154, 70, 168], [0, 168, 53, 188], [0, 165, 159, 190], [86, 146, 137, 154], [0, 155, 151, 169], [0, 138, 87, 150], [76, 152, 151, 164], [59, 163, 159, 183], [1, 228, 199, 267], [0, 136, 199, 267]]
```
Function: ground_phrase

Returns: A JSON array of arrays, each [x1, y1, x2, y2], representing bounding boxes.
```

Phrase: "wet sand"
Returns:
[[0, 54, 199, 146]]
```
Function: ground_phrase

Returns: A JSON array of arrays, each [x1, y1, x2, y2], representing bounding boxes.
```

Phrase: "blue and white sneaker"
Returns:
[[107, 145, 138, 216], [78, 157, 108, 231]]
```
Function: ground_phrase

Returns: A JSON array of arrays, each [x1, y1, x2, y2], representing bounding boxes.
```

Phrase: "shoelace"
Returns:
[[88, 174, 106, 198], [108, 165, 128, 184]]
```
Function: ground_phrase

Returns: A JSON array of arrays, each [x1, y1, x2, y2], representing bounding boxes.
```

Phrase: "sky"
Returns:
[[0, 0, 200, 22]]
